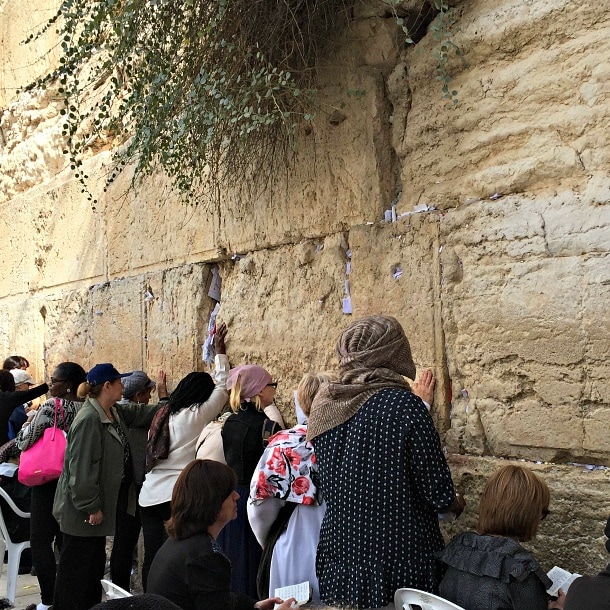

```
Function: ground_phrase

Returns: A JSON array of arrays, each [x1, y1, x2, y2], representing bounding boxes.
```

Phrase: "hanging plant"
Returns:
[[24, 0, 351, 204]]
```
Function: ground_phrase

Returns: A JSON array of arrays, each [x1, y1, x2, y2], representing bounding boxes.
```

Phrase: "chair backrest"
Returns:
[[0, 486, 30, 544], [101, 579, 133, 599], [395, 588, 465, 610]]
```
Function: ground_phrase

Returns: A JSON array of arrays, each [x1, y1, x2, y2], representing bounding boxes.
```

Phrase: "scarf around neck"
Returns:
[[307, 315, 416, 441]]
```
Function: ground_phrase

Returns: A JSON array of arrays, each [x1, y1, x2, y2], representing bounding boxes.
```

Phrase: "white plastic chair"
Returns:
[[0, 486, 31, 602], [101, 578, 133, 599], [395, 588, 465, 610]]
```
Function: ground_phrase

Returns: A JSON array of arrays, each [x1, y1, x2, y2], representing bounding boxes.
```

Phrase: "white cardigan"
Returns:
[[138, 354, 229, 507], [195, 404, 285, 464]]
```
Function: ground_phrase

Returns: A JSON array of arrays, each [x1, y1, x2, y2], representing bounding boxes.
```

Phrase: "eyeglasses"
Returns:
[[50, 377, 68, 385], [541, 508, 551, 521], [266, 382, 278, 388]]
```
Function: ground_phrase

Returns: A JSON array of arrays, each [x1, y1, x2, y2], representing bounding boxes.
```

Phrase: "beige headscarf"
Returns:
[[307, 315, 416, 440]]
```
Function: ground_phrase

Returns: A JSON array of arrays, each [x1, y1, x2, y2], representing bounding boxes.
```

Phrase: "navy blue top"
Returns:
[[312, 387, 455, 609]]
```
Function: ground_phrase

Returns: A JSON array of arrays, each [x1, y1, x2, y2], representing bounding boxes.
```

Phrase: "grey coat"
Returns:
[[53, 397, 160, 537]]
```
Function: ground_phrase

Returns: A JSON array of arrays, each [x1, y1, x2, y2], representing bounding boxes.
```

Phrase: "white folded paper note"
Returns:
[[274, 581, 312, 607]]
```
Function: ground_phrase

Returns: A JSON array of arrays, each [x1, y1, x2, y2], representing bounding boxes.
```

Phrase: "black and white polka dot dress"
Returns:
[[312, 387, 455, 609]]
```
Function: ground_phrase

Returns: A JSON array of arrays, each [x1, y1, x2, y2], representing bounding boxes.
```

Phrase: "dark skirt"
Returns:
[[216, 485, 262, 599]]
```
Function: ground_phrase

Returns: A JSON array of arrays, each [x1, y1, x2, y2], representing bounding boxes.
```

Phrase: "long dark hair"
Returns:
[[168, 372, 215, 414], [166, 460, 236, 540]]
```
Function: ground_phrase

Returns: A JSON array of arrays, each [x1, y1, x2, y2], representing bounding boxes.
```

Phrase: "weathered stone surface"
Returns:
[[0, 0, 61, 109], [0, 90, 67, 203], [217, 234, 348, 420], [0, 170, 104, 296], [440, 193, 610, 461], [1, 0, 610, 576], [392, 0, 610, 209]]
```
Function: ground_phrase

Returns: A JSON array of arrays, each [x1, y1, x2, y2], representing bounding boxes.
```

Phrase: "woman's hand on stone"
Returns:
[[214, 322, 228, 354], [413, 369, 435, 407]]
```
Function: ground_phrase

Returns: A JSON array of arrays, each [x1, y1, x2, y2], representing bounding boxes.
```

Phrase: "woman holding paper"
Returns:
[[147, 459, 296, 610], [438, 464, 565, 610], [139, 323, 229, 590]]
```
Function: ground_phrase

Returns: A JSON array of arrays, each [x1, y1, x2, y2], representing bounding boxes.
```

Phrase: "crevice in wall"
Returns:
[[379, 1, 437, 46]]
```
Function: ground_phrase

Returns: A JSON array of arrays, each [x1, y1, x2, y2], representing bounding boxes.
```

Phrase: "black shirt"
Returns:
[[0, 384, 49, 445], [565, 564, 610, 610], [147, 533, 256, 610]]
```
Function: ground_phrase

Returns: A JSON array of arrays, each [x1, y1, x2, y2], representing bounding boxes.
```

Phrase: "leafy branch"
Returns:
[[24, 0, 349, 204], [430, 0, 465, 104], [21, 0, 464, 204]]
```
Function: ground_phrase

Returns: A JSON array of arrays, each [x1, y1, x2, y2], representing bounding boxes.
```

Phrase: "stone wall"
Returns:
[[1, 0, 610, 575]]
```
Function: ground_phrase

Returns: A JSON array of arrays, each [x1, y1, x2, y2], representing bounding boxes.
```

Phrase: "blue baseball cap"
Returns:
[[87, 363, 131, 386]]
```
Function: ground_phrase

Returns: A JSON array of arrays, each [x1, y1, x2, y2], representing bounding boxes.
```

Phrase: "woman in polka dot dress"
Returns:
[[307, 315, 463, 609]]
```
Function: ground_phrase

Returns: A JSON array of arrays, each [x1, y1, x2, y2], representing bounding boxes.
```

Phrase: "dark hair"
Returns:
[[168, 372, 215, 414], [3, 355, 29, 370], [0, 370, 16, 392], [166, 459, 236, 540], [478, 465, 550, 542], [55, 362, 87, 391]]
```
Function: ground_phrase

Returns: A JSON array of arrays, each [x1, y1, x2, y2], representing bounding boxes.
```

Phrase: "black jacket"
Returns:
[[565, 564, 610, 610], [148, 533, 256, 610], [437, 532, 552, 610], [0, 384, 49, 445]]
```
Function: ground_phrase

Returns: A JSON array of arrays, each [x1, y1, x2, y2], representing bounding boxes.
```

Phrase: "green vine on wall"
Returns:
[[430, 0, 464, 104], [392, 0, 464, 104], [24, 0, 350, 205], [22, 0, 463, 205]]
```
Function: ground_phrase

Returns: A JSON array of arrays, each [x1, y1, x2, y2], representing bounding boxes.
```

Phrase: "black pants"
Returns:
[[53, 533, 106, 610], [139, 501, 171, 591], [30, 480, 62, 605], [110, 483, 141, 591]]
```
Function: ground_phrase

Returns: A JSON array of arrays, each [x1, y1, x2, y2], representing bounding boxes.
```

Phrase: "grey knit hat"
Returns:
[[122, 370, 155, 399]]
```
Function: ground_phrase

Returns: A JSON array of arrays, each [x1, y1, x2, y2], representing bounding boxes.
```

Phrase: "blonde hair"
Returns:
[[77, 381, 95, 398], [297, 372, 335, 417], [478, 465, 550, 542], [77, 381, 106, 399], [229, 376, 262, 412]]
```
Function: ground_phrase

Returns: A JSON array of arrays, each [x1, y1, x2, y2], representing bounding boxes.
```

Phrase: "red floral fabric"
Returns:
[[250, 424, 320, 505]]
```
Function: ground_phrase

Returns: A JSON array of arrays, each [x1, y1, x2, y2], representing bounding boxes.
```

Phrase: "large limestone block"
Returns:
[[217, 64, 394, 253], [390, 0, 610, 208], [0, 171, 104, 296], [89, 278, 145, 371], [348, 214, 451, 426], [445, 455, 610, 577], [144, 264, 217, 383], [0, 297, 47, 383], [104, 167, 223, 276], [0, 0, 61, 108], [0, 89, 67, 204], [440, 192, 610, 462], [2, 265, 218, 387], [33, 288, 96, 374], [217, 234, 349, 420]]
